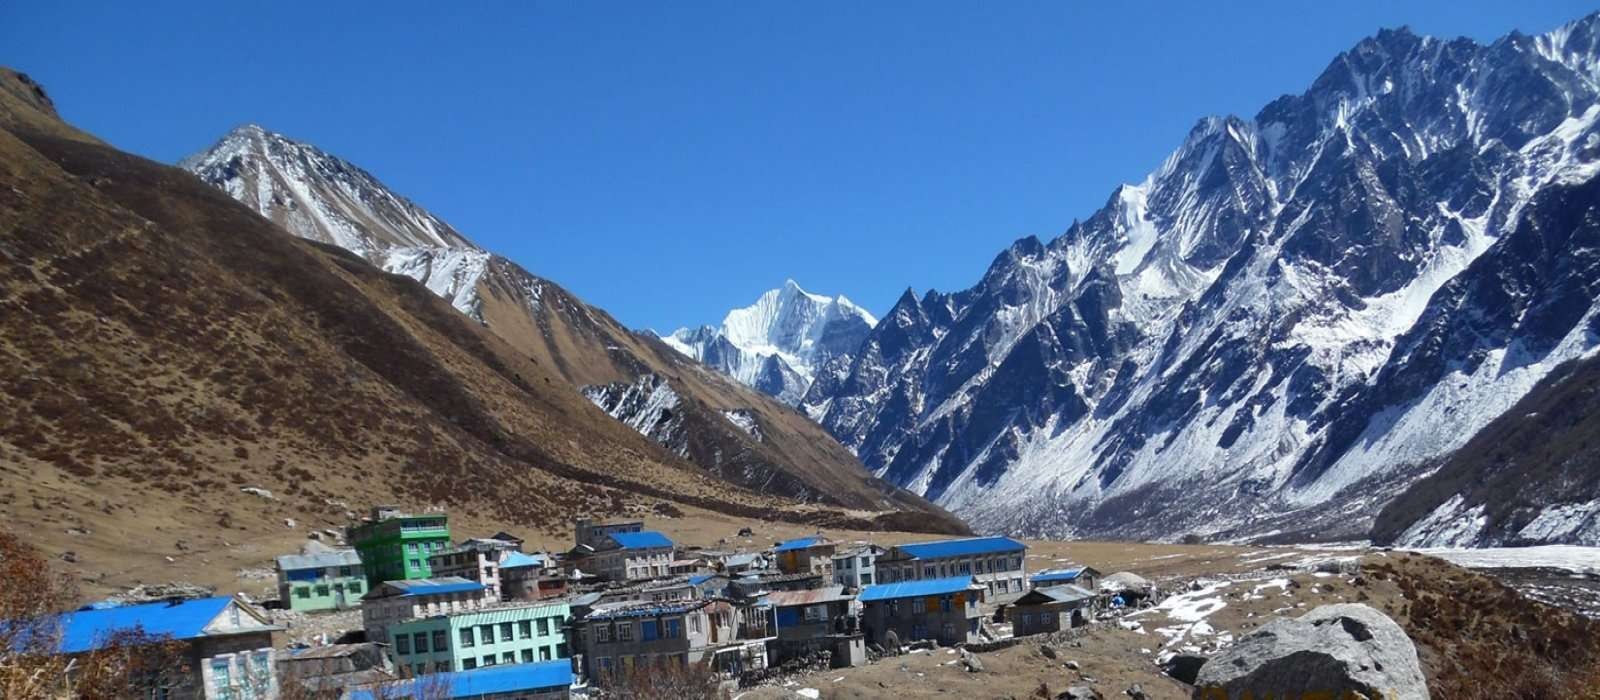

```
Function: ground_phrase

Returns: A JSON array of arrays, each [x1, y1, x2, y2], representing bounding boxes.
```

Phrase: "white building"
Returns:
[[874, 536, 1029, 605]]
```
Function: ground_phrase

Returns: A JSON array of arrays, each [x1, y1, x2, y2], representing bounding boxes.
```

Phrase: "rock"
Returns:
[[1193, 603, 1429, 700], [1163, 653, 1206, 685], [307, 531, 322, 540], [240, 486, 274, 500], [1124, 684, 1148, 700], [60, 551, 78, 563], [1065, 660, 1081, 671], [1040, 644, 1058, 660], [284, 518, 296, 529], [1058, 686, 1102, 700], [960, 650, 985, 673]]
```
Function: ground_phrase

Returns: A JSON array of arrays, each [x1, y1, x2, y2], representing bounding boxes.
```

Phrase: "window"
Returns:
[[412, 632, 429, 654], [941, 595, 953, 613], [433, 630, 448, 652], [407, 543, 419, 555], [597, 657, 612, 676], [436, 662, 450, 673], [690, 615, 701, 634], [861, 572, 873, 585], [861, 556, 871, 568], [315, 584, 330, 597], [482, 655, 496, 667], [395, 634, 411, 655], [480, 624, 495, 644], [942, 622, 956, 640], [804, 605, 826, 623], [537, 617, 550, 636], [502, 652, 515, 664], [541, 646, 552, 660], [519, 620, 532, 639], [212, 657, 233, 698], [923, 565, 936, 578], [339, 566, 352, 577], [666, 618, 682, 639], [295, 587, 310, 599], [500, 622, 513, 641], [641, 620, 658, 641], [521, 649, 534, 663], [912, 598, 926, 614], [460, 627, 475, 648], [618, 622, 634, 641], [596, 624, 611, 643], [462, 658, 477, 670], [408, 559, 421, 571], [958, 562, 971, 575]]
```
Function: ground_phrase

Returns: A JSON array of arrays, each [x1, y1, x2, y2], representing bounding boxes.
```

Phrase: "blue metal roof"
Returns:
[[774, 536, 825, 552], [347, 660, 572, 699], [500, 551, 545, 569], [859, 576, 978, 602], [895, 536, 1025, 560], [610, 530, 673, 550], [57, 597, 234, 654], [1031, 568, 1086, 584], [384, 578, 485, 597]]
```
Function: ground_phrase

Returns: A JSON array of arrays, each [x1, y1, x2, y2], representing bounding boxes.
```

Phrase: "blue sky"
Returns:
[[5, 2, 1594, 331]]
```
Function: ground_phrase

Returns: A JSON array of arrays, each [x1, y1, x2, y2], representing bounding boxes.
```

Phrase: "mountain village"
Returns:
[[41, 504, 1148, 699]]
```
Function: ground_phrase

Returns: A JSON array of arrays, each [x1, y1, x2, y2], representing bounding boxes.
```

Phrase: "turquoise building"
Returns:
[[388, 600, 572, 675], [275, 549, 366, 611]]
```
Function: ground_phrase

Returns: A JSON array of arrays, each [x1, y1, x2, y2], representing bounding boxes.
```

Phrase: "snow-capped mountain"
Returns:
[[179, 126, 967, 531], [803, 13, 1600, 544], [661, 280, 877, 405]]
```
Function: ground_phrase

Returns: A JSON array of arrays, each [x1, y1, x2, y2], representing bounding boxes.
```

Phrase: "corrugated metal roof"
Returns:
[[859, 576, 979, 602], [275, 549, 362, 572], [380, 577, 484, 597], [500, 552, 545, 569], [1031, 567, 1087, 584], [347, 660, 571, 699], [774, 536, 827, 552], [610, 530, 673, 550], [895, 536, 1026, 560], [765, 585, 852, 607], [57, 597, 240, 654], [1020, 584, 1098, 604]]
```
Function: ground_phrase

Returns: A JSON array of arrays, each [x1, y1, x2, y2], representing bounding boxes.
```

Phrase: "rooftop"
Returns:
[[372, 577, 484, 598], [774, 535, 830, 553], [275, 549, 362, 571], [766, 585, 852, 607], [586, 600, 710, 621], [1017, 584, 1098, 605], [55, 597, 276, 654], [859, 576, 980, 603], [500, 551, 546, 569], [894, 536, 1026, 560], [1031, 567, 1090, 584], [609, 530, 674, 550], [348, 660, 571, 699]]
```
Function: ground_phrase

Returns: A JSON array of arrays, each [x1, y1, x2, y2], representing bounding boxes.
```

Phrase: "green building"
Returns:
[[349, 506, 452, 586], [387, 600, 572, 676], [275, 549, 366, 611]]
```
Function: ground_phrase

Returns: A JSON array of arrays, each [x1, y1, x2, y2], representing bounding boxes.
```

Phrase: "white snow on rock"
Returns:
[[1412, 545, 1600, 573], [661, 280, 876, 405]]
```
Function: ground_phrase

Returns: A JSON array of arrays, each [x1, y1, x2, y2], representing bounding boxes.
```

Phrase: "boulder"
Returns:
[[1163, 653, 1207, 685], [1125, 684, 1148, 700], [1059, 686, 1102, 700], [960, 649, 985, 673], [1040, 643, 1058, 660], [1193, 603, 1428, 700]]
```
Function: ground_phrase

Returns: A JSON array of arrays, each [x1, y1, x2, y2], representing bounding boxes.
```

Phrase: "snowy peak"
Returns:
[[182, 124, 476, 260], [662, 281, 877, 405]]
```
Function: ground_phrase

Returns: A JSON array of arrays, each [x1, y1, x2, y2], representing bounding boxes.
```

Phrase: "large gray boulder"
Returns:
[[1193, 604, 1428, 700]]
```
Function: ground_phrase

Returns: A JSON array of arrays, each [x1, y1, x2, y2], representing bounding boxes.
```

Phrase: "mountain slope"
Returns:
[[660, 280, 877, 405], [804, 13, 1600, 541], [180, 125, 959, 529]]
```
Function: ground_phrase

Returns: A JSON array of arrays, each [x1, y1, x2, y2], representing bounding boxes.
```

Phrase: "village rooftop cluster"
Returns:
[[32, 506, 1162, 699]]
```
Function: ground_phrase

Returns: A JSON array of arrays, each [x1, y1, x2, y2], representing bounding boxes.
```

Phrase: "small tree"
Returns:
[[0, 530, 195, 698]]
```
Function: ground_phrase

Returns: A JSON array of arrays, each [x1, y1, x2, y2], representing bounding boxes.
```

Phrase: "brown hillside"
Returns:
[[0, 71, 962, 591]]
